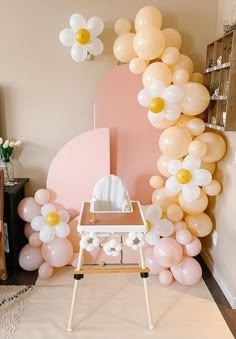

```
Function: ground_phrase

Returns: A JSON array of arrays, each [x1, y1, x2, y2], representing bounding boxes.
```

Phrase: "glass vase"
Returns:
[[0, 159, 14, 185]]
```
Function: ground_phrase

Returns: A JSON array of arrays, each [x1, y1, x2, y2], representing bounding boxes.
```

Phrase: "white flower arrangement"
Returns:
[[125, 232, 145, 250], [0, 137, 22, 161], [80, 232, 100, 252], [103, 238, 122, 256]]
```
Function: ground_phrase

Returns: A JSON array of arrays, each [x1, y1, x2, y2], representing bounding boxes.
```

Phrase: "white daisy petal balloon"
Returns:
[[59, 13, 104, 62], [166, 155, 212, 200], [138, 80, 184, 122]]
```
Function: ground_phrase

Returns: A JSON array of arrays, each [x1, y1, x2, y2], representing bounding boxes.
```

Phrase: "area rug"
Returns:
[[14, 266, 234, 339], [0, 285, 34, 339]]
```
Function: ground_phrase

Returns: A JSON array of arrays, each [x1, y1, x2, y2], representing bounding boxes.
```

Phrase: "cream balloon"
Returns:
[[180, 82, 210, 115], [190, 72, 204, 84], [162, 28, 182, 49], [203, 179, 221, 196], [185, 212, 213, 237], [166, 204, 184, 222], [129, 57, 148, 74], [185, 118, 206, 136], [113, 32, 137, 63], [188, 140, 207, 158], [157, 154, 176, 177], [135, 6, 162, 32], [195, 132, 226, 163], [149, 175, 164, 189], [161, 47, 180, 65], [152, 187, 178, 213], [114, 18, 132, 35], [172, 69, 190, 85], [175, 114, 193, 128], [133, 27, 165, 60], [142, 62, 172, 88], [178, 189, 208, 215], [159, 126, 192, 158], [170, 54, 193, 75], [200, 161, 216, 175]]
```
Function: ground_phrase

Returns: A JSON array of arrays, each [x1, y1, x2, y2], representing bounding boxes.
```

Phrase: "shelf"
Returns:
[[210, 95, 227, 100], [205, 123, 225, 131], [205, 62, 230, 73]]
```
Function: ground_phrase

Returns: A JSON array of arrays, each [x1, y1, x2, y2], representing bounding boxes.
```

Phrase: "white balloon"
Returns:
[[88, 37, 104, 56], [149, 80, 166, 97], [58, 210, 70, 223], [31, 216, 45, 231], [163, 85, 185, 103], [183, 155, 200, 172], [145, 230, 160, 245], [182, 183, 200, 200], [192, 169, 212, 186], [145, 204, 162, 222], [165, 176, 182, 194], [148, 111, 164, 124], [39, 226, 55, 243], [167, 159, 182, 175], [164, 103, 181, 120], [87, 16, 104, 36], [56, 222, 70, 238], [138, 89, 152, 106], [59, 28, 75, 46], [155, 219, 174, 237], [71, 43, 88, 62], [41, 203, 56, 217], [70, 13, 86, 31]]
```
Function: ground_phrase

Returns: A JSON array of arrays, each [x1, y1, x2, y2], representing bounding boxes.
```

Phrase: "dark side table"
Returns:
[[4, 178, 29, 271]]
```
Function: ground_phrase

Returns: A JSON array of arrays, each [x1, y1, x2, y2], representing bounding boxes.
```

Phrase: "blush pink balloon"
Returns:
[[170, 256, 202, 286], [144, 246, 165, 274], [34, 189, 50, 205], [176, 229, 193, 245], [29, 232, 43, 248], [182, 236, 202, 257], [38, 262, 54, 279], [154, 237, 183, 267], [18, 197, 42, 222], [19, 244, 44, 271], [174, 221, 187, 232], [42, 237, 73, 267], [159, 269, 173, 285], [24, 222, 35, 239]]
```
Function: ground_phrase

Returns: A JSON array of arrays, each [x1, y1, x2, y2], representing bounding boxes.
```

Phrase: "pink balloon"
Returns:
[[34, 189, 50, 205], [171, 256, 202, 286], [18, 197, 42, 222], [174, 221, 187, 232], [159, 269, 173, 285], [143, 247, 165, 274], [182, 236, 202, 257], [38, 262, 54, 279], [175, 229, 192, 245], [154, 237, 183, 267], [42, 237, 73, 267], [29, 232, 42, 248], [24, 222, 35, 239], [19, 244, 44, 271]]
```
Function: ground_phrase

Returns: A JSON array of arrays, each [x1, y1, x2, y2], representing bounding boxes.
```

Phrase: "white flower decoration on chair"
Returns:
[[166, 155, 212, 200], [103, 238, 122, 256], [125, 232, 145, 250], [80, 232, 100, 252], [31, 203, 70, 243], [144, 205, 174, 240], [138, 80, 185, 124], [59, 13, 104, 62]]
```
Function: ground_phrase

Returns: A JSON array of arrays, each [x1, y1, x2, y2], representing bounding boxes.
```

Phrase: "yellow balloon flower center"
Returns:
[[149, 97, 165, 113], [175, 168, 192, 184], [46, 212, 60, 226], [146, 219, 152, 232], [76, 28, 90, 45]]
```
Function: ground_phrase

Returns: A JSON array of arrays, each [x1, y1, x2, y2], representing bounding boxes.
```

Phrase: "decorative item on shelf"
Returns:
[[213, 87, 220, 98], [211, 116, 217, 125], [217, 55, 222, 65], [0, 138, 22, 186], [222, 112, 227, 127]]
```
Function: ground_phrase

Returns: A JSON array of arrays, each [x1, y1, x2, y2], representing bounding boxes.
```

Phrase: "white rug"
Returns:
[[14, 266, 234, 339], [0, 285, 34, 339]]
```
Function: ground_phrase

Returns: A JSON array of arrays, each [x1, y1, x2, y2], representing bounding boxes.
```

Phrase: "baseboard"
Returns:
[[201, 249, 236, 309]]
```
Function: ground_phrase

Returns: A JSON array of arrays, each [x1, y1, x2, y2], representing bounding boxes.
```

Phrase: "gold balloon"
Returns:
[[46, 212, 60, 226], [162, 28, 182, 49], [142, 62, 172, 88], [113, 33, 136, 63], [185, 212, 213, 237], [175, 169, 192, 184], [149, 97, 165, 113], [159, 126, 192, 158], [195, 132, 226, 163], [76, 28, 90, 45], [179, 82, 210, 115], [152, 187, 178, 213], [135, 6, 162, 32], [179, 189, 208, 215]]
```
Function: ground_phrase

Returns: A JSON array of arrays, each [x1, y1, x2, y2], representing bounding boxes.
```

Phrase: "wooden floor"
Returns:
[[1, 256, 235, 337]]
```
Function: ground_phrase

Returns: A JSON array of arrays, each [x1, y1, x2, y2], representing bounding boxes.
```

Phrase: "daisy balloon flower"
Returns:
[[31, 203, 70, 243], [138, 80, 185, 124], [59, 13, 104, 62], [125, 232, 145, 250], [103, 238, 122, 256], [80, 232, 100, 252], [165, 155, 212, 200]]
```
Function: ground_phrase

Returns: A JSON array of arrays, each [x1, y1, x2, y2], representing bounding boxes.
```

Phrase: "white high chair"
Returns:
[[67, 175, 154, 331]]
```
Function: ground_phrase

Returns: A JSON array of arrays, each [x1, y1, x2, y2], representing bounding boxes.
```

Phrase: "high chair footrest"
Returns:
[[74, 266, 150, 274]]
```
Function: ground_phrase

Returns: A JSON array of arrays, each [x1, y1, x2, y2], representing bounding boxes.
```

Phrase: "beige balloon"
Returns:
[[185, 212, 213, 237], [113, 33, 137, 63], [152, 187, 178, 213], [135, 6, 162, 32], [161, 47, 180, 65], [170, 54, 193, 75], [172, 69, 190, 85], [190, 72, 204, 84], [195, 132, 226, 163], [203, 179, 221, 196], [142, 62, 172, 88], [114, 18, 132, 35], [166, 204, 184, 222], [162, 28, 182, 49], [133, 27, 165, 60], [200, 161, 216, 175], [149, 175, 164, 189], [185, 118, 206, 136], [179, 82, 210, 115], [179, 189, 208, 215], [157, 154, 176, 177], [175, 114, 193, 128], [159, 126, 192, 158], [188, 140, 207, 158], [129, 57, 148, 74]]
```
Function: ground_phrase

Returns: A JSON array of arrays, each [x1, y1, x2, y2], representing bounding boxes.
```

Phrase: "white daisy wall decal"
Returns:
[[59, 13, 104, 62]]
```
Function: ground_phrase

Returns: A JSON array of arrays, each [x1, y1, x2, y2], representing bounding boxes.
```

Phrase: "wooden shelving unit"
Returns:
[[203, 30, 236, 131]]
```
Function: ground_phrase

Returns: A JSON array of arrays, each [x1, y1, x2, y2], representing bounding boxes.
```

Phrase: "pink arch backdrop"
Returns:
[[94, 64, 162, 205]]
